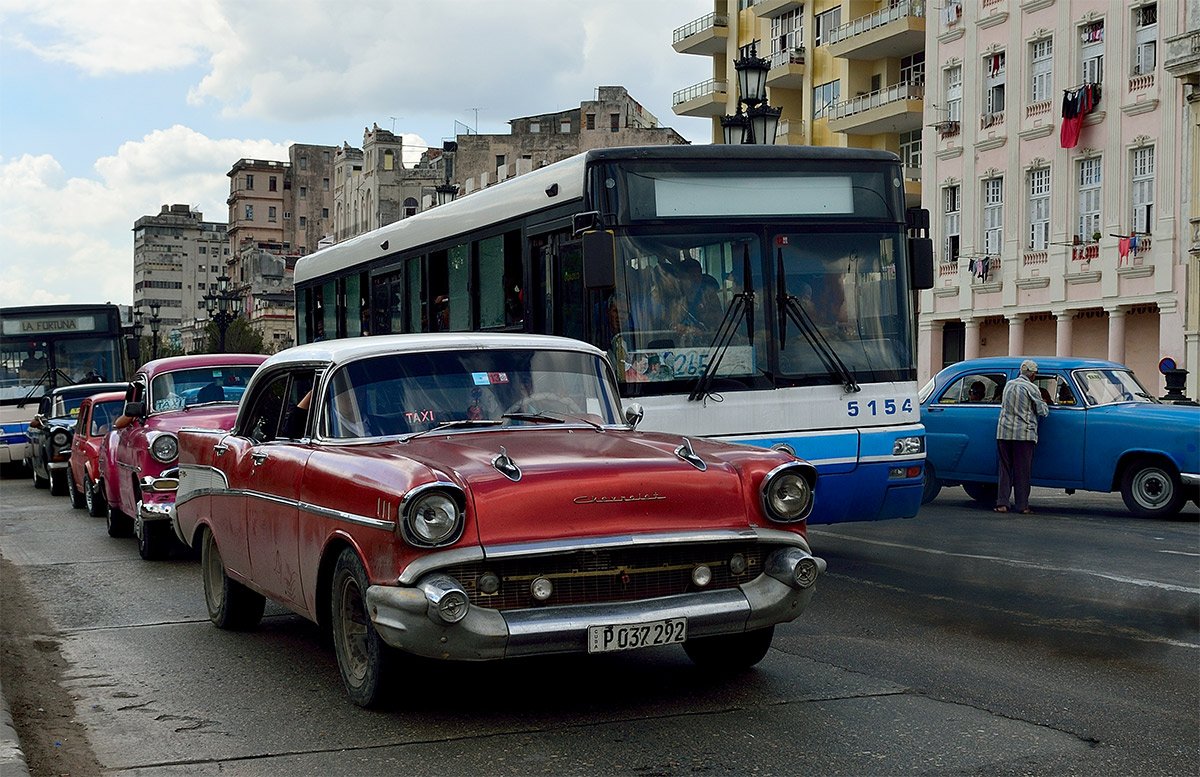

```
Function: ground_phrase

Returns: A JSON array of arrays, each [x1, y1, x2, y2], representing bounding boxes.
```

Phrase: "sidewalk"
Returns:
[[0, 679, 30, 777]]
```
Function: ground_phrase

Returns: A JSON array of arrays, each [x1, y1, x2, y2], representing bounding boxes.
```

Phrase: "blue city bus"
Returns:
[[0, 303, 125, 465], [292, 146, 934, 523]]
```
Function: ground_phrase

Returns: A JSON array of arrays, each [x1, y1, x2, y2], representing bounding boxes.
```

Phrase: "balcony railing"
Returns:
[[1022, 250, 1048, 266], [830, 81, 924, 121], [672, 79, 727, 106], [936, 120, 960, 138], [828, 0, 924, 46], [1026, 100, 1051, 118], [673, 13, 728, 44], [938, 260, 959, 277], [980, 111, 1005, 129], [1128, 73, 1155, 91], [769, 46, 805, 68], [1132, 236, 1152, 254], [1071, 243, 1100, 262]]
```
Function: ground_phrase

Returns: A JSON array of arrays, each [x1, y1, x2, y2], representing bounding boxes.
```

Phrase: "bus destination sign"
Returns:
[[1, 315, 98, 336]]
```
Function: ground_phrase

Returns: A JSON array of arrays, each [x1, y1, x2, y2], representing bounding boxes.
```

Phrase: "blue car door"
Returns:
[[1029, 373, 1085, 485], [923, 370, 1009, 481]]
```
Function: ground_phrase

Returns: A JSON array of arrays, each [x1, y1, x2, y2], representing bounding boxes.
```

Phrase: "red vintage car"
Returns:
[[175, 333, 825, 708], [106, 354, 266, 559], [67, 391, 127, 516]]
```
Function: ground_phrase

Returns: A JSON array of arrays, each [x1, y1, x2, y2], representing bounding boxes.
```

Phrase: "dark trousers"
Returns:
[[996, 439, 1036, 510]]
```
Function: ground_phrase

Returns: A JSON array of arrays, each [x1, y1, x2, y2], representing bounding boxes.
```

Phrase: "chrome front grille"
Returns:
[[439, 542, 767, 611]]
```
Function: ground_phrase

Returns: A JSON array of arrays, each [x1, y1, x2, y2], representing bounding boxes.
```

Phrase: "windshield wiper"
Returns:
[[775, 247, 860, 394], [403, 419, 502, 441], [16, 368, 75, 408], [689, 244, 756, 402], [501, 412, 566, 425]]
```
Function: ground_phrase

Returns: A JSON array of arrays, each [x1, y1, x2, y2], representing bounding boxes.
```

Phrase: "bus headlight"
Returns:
[[760, 463, 816, 523], [150, 433, 178, 463], [401, 486, 465, 547], [892, 436, 924, 456]]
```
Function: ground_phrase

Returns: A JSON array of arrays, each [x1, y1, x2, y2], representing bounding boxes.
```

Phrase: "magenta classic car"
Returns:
[[175, 333, 826, 707], [105, 353, 266, 559]]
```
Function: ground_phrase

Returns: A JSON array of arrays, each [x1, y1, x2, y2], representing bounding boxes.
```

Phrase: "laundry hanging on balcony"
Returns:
[[1117, 233, 1141, 267], [941, 2, 962, 26], [971, 255, 991, 281], [1060, 83, 1101, 149]]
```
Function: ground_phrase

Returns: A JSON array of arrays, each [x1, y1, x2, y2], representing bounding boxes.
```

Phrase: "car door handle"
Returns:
[[927, 406, 944, 412], [213, 443, 228, 456], [251, 451, 269, 466]]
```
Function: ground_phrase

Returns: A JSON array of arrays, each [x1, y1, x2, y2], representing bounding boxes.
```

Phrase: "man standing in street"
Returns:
[[995, 359, 1048, 514]]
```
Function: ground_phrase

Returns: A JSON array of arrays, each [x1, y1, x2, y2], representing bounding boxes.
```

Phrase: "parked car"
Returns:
[[175, 333, 826, 708], [27, 381, 128, 494], [66, 391, 128, 515], [920, 356, 1200, 518], [105, 354, 266, 559]]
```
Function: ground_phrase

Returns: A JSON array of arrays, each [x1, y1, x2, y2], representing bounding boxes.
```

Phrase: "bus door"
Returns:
[[529, 230, 586, 342]]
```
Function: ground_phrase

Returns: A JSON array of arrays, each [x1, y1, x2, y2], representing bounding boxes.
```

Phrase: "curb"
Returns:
[[0, 678, 31, 777]]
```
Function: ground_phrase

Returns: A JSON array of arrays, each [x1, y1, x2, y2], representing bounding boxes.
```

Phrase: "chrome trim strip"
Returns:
[[1181, 473, 1200, 487], [297, 500, 395, 531], [861, 453, 927, 464], [399, 547, 487, 585]]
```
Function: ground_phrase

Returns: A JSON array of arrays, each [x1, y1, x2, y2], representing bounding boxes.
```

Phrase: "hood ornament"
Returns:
[[675, 437, 707, 471], [492, 446, 522, 482]]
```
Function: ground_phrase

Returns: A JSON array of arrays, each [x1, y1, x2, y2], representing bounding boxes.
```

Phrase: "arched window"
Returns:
[[403, 197, 418, 218]]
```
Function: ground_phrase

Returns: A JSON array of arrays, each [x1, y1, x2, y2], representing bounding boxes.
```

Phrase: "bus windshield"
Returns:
[[0, 335, 123, 402]]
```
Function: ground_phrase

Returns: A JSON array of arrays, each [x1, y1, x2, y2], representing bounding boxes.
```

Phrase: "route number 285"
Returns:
[[847, 398, 912, 417]]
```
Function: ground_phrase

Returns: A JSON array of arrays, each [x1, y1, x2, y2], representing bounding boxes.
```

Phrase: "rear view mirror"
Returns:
[[582, 230, 616, 289], [908, 237, 934, 290], [624, 402, 644, 429]]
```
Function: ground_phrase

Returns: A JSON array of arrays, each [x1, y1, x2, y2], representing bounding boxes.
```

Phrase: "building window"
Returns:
[[323, 177, 330, 191], [384, 150, 395, 171], [586, 113, 596, 130], [299, 186, 307, 199], [245, 174, 254, 190], [610, 113, 620, 131], [1030, 38, 1053, 103], [299, 157, 308, 170], [530, 121, 541, 133], [199, 248, 207, 256], [322, 208, 329, 219], [244, 204, 254, 221], [1131, 146, 1154, 234], [560, 118, 571, 133], [284, 211, 290, 220], [403, 197, 418, 218], [982, 177, 1004, 255], [814, 8, 841, 47], [1077, 157, 1102, 241], [269, 176, 277, 192], [900, 52, 924, 85], [812, 80, 840, 119], [1080, 20, 1104, 85], [983, 51, 1006, 117], [299, 216, 307, 228], [944, 65, 962, 122], [212, 265, 219, 272], [268, 206, 277, 222], [1133, 4, 1157, 75], [770, 8, 802, 57], [899, 129, 921, 172], [495, 154, 506, 170], [943, 185, 961, 261], [1028, 167, 1051, 250]]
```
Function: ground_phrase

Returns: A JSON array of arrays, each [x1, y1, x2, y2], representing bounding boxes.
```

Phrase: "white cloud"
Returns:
[[0, 127, 288, 307]]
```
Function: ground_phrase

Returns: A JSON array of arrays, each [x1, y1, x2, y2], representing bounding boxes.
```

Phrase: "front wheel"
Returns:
[[32, 465, 49, 489], [49, 469, 68, 496], [330, 548, 395, 708], [1121, 460, 1185, 518], [683, 626, 775, 670], [137, 518, 172, 561], [202, 528, 265, 630], [922, 463, 942, 505], [86, 477, 107, 517], [68, 470, 86, 509], [962, 481, 998, 505], [106, 504, 133, 538]]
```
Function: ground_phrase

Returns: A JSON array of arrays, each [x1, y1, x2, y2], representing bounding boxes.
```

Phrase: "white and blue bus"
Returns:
[[293, 145, 934, 523]]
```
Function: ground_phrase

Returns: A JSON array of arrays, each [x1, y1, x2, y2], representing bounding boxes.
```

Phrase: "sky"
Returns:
[[0, 0, 714, 308]]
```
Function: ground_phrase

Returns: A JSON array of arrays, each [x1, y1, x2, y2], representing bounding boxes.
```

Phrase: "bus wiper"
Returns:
[[16, 368, 72, 408], [775, 248, 860, 394], [689, 245, 756, 402], [404, 419, 502, 441]]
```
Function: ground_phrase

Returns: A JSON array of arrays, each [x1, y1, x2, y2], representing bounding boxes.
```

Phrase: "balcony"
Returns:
[[672, 78, 729, 118], [753, 0, 803, 18], [672, 13, 729, 56], [775, 118, 806, 145], [766, 46, 806, 89], [827, 82, 924, 135], [1163, 30, 1200, 78], [827, 0, 926, 61], [1071, 243, 1100, 262]]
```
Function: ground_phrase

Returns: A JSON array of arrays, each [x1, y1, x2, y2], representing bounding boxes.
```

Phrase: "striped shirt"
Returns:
[[996, 375, 1049, 442]]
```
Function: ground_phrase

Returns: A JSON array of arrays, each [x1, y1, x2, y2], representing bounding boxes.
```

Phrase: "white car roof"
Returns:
[[261, 332, 606, 370]]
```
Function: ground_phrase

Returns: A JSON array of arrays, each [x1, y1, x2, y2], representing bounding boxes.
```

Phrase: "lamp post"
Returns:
[[721, 43, 782, 145], [148, 303, 161, 361], [435, 140, 459, 206], [203, 274, 241, 353], [124, 309, 144, 372]]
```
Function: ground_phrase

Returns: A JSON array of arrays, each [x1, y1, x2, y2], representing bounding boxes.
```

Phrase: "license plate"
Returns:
[[587, 617, 687, 654]]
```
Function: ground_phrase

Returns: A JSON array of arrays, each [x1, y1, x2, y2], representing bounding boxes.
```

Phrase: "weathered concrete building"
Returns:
[[131, 204, 229, 331]]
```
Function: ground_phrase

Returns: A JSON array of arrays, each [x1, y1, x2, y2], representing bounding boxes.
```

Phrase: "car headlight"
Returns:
[[401, 486, 465, 547], [760, 463, 815, 523], [892, 436, 924, 455], [150, 433, 179, 463], [51, 430, 71, 448]]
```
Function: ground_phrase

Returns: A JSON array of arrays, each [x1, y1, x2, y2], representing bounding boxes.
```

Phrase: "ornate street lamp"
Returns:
[[723, 43, 782, 145], [148, 303, 161, 361], [435, 182, 459, 206], [203, 274, 241, 353], [124, 308, 144, 371]]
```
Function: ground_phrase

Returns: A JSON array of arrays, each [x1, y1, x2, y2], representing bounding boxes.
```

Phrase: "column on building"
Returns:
[[1106, 306, 1126, 365], [964, 318, 980, 360], [1006, 313, 1026, 356], [1054, 309, 1073, 357], [918, 318, 944, 382]]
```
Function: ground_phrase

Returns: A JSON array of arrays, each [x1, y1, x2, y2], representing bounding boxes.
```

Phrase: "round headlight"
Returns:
[[478, 571, 501, 595], [763, 470, 813, 522], [405, 491, 461, 546], [150, 434, 178, 463], [51, 430, 70, 448], [530, 576, 553, 601]]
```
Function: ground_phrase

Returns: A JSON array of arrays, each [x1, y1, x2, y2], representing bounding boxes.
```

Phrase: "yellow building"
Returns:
[[672, 0, 926, 208]]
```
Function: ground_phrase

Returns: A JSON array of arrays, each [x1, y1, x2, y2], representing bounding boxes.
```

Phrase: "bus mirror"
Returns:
[[123, 401, 145, 419], [908, 237, 934, 290], [582, 230, 616, 289], [573, 211, 602, 236]]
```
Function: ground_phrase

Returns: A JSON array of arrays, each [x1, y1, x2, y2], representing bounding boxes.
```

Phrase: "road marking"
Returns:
[[811, 531, 1200, 595], [1159, 550, 1200, 557]]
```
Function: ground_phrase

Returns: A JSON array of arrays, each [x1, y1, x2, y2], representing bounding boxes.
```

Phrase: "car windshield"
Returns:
[[1071, 368, 1156, 406], [322, 348, 623, 439], [150, 366, 258, 411]]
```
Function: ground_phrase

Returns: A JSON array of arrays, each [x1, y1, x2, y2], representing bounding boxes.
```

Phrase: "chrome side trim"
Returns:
[[1181, 473, 1200, 487], [297, 500, 395, 531], [399, 547, 487, 585]]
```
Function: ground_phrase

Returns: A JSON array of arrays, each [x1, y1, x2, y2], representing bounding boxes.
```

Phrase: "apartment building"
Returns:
[[332, 125, 441, 243], [131, 204, 229, 330], [918, 0, 1190, 395], [671, 0, 926, 207]]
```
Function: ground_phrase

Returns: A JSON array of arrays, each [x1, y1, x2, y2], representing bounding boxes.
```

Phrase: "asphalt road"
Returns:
[[1, 474, 1197, 776]]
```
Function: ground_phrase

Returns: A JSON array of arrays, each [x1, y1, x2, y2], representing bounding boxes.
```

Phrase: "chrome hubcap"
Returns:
[[338, 578, 370, 683], [1133, 469, 1170, 508]]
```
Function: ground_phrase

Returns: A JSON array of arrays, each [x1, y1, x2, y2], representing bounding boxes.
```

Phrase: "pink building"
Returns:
[[919, 0, 1191, 396]]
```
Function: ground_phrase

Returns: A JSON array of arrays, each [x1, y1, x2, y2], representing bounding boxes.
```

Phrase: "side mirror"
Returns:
[[624, 402, 644, 429], [908, 237, 934, 290], [582, 230, 616, 289], [123, 401, 145, 419]]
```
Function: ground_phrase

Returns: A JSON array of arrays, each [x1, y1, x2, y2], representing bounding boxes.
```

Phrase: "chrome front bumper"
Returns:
[[137, 499, 176, 524], [366, 547, 825, 661], [1181, 473, 1200, 488]]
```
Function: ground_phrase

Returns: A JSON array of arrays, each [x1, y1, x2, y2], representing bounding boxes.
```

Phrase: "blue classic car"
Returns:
[[920, 357, 1199, 518]]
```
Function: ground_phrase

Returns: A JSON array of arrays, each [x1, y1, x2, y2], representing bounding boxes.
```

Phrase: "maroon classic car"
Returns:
[[106, 353, 266, 559], [67, 390, 127, 516], [175, 333, 825, 708]]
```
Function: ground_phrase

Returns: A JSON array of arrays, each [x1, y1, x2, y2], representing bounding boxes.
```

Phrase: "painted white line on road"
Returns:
[[1159, 550, 1200, 557], [812, 531, 1200, 595]]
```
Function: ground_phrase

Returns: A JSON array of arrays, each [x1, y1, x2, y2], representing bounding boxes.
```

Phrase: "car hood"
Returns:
[[147, 405, 242, 433], [1091, 401, 1200, 422], [380, 428, 773, 547]]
